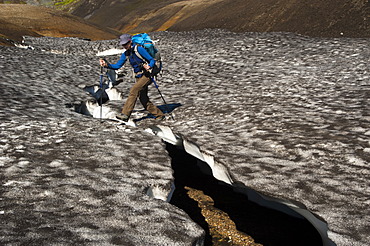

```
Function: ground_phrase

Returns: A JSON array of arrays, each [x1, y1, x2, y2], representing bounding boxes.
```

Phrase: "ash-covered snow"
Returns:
[[153, 30, 369, 246], [1, 29, 369, 246], [0, 38, 203, 245]]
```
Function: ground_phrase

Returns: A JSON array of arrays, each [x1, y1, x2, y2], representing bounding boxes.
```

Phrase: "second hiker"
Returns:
[[100, 33, 165, 121]]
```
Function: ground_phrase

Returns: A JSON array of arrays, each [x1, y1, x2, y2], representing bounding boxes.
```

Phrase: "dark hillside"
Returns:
[[0, 0, 368, 46], [170, 0, 369, 38], [0, 4, 120, 46], [69, 0, 370, 38], [70, 0, 180, 30], [0, 19, 42, 46]]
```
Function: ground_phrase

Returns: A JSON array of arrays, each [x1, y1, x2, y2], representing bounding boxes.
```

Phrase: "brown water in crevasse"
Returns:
[[184, 185, 262, 246], [166, 143, 323, 246]]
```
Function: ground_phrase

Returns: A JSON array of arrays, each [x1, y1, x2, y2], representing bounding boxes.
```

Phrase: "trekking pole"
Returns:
[[99, 66, 104, 121], [150, 76, 174, 120]]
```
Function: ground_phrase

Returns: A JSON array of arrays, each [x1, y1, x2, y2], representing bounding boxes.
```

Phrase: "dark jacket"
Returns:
[[107, 45, 155, 77]]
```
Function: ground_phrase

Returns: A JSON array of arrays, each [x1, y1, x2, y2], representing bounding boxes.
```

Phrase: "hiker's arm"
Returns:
[[137, 46, 155, 68], [106, 53, 127, 70]]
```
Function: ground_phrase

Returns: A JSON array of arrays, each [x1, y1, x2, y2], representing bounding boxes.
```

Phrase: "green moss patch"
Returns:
[[54, 0, 78, 6]]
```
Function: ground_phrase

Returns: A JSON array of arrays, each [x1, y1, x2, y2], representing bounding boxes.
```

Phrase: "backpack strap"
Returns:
[[133, 45, 146, 63], [131, 44, 160, 77], [129, 46, 149, 77]]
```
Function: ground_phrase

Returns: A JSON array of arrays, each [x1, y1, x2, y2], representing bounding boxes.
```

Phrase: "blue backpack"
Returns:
[[131, 33, 162, 76]]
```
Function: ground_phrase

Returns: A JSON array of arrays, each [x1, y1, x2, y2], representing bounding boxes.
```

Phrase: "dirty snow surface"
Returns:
[[1, 29, 369, 246]]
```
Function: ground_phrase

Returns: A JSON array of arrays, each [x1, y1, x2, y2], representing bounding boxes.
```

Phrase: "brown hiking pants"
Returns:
[[121, 75, 164, 118]]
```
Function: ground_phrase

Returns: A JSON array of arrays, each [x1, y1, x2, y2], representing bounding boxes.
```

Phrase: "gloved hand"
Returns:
[[142, 63, 151, 71]]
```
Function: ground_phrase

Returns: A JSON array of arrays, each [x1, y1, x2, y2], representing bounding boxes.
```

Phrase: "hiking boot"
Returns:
[[155, 115, 166, 121], [116, 113, 129, 122]]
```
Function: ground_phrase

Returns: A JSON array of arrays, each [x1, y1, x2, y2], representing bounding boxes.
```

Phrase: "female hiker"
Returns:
[[100, 34, 165, 121]]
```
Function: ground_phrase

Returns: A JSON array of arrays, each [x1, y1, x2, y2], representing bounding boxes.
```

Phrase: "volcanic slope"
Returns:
[[69, 0, 370, 38], [0, 4, 120, 46]]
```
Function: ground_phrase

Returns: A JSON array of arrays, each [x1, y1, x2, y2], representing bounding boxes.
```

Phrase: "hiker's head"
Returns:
[[119, 34, 132, 49]]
